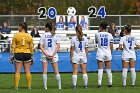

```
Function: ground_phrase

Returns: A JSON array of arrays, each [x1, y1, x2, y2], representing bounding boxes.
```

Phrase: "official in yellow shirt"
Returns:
[[10, 22, 34, 90]]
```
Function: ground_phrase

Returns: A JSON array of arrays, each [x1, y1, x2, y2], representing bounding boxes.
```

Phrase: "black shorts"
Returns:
[[14, 53, 32, 62]]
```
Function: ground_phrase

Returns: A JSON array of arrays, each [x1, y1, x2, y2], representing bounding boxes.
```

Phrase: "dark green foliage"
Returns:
[[0, 0, 136, 15]]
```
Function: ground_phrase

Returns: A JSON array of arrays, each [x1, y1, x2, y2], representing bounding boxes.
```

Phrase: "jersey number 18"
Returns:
[[101, 38, 108, 46]]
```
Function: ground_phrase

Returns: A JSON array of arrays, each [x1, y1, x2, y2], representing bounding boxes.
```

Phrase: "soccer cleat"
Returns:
[[58, 86, 62, 89], [28, 87, 31, 90], [58, 83, 62, 89], [98, 85, 101, 88], [131, 85, 135, 87], [73, 86, 76, 90], [123, 85, 126, 88], [108, 85, 112, 88], [15, 87, 18, 90], [84, 86, 88, 89], [44, 87, 47, 90]]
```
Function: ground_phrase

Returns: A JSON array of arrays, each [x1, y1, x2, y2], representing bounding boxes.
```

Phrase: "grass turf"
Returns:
[[0, 72, 140, 93]]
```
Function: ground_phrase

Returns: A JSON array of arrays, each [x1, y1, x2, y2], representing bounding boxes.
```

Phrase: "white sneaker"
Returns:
[[15, 87, 18, 90], [28, 87, 31, 90], [58, 84, 62, 89], [58, 86, 61, 89], [44, 87, 47, 90]]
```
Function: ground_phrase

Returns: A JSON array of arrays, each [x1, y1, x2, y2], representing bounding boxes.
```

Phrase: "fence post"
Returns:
[[119, 15, 122, 31], [24, 16, 26, 22]]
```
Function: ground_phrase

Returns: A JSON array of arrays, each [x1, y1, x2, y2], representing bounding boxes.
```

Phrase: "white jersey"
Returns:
[[71, 36, 88, 53], [71, 36, 88, 64], [95, 32, 113, 57], [40, 32, 60, 56], [119, 35, 138, 59]]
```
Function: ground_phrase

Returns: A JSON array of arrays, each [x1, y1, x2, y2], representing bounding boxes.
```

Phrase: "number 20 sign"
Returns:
[[88, 6, 106, 18], [38, 7, 57, 19]]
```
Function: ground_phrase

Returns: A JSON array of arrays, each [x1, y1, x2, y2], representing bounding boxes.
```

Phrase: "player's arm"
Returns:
[[95, 33, 98, 48], [29, 37, 34, 64], [52, 43, 60, 57], [52, 36, 60, 57], [119, 37, 123, 50], [70, 38, 74, 63], [70, 46, 74, 63], [110, 35, 113, 52], [10, 34, 16, 54], [85, 37, 88, 58], [110, 43, 113, 52], [135, 37, 140, 50], [29, 37, 34, 54], [10, 34, 16, 64], [40, 43, 49, 56], [95, 33, 98, 44], [40, 35, 49, 56], [137, 44, 140, 49]]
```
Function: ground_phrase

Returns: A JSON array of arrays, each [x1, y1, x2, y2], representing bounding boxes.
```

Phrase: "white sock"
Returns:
[[106, 69, 112, 85], [83, 74, 88, 86], [122, 68, 128, 86], [130, 68, 136, 85], [42, 74, 47, 89], [56, 74, 61, 89], [72, 75, 77, 86], [98, 69, 103, 86]]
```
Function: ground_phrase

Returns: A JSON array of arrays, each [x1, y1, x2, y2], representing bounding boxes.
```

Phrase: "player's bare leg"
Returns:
[[80, 63, 88, 89], [14, 62, 22, 90], [122, 61, 129, 87], [130, 61, 136, 87], [52, 62, 61, 89], [72, 63, 78, 89], [98, 61, 103, 88], [23, 62, 32, 89], [105, 61, 112, 87], [42, 61, 48, 90]]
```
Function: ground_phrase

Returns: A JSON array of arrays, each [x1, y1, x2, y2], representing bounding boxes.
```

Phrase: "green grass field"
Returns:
[[0, 72, 140, 93]]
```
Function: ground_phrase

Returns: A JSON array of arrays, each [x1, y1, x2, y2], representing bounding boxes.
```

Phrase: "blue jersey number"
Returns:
[[128, 39, 132, 49], [48, 39, 52, 47], [101, 38, 108, 46], [97, 6, 106, 18], [78, 42, 82, 50]]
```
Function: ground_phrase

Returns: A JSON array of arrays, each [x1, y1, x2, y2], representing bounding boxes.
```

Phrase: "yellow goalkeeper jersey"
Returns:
[[11, 32, 34, 54]]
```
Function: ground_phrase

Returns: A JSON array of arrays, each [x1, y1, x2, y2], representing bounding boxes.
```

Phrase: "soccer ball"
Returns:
[[67, 7, 76, 16]]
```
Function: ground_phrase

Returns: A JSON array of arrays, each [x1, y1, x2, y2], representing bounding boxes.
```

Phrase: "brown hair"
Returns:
[[76, 25, 83, 41], [45, 22, 55, 36], [51, 22, 56, 36]]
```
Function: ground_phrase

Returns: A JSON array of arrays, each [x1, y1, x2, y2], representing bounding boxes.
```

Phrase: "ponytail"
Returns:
[[76, 25, 83, 41], [51, 22, 55, 36]]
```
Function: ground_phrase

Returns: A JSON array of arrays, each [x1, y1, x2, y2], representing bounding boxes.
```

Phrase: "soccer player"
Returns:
[[119, 24, 140, 87], [40, 22, 61, 90], [95, 22, 113, 88], [10, 22, 34, 90], [70, 25, 88, 89]]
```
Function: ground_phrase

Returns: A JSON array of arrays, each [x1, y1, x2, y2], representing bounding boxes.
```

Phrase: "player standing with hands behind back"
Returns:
[[119, 24, 140, 87], [40, 22, 61, 90], [95, 22, 113, 88], [70, 25, 88, 89], [10, 22, 34, 90]]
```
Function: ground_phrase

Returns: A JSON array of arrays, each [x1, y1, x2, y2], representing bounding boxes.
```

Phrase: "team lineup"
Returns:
[[9, 21, 140, 90]]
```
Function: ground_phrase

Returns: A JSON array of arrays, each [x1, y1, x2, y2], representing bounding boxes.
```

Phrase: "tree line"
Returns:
[[0, 0, 136, 15]]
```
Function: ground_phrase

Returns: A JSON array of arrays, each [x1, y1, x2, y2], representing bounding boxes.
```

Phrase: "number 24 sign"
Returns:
[[88, 6, 106, 18]]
